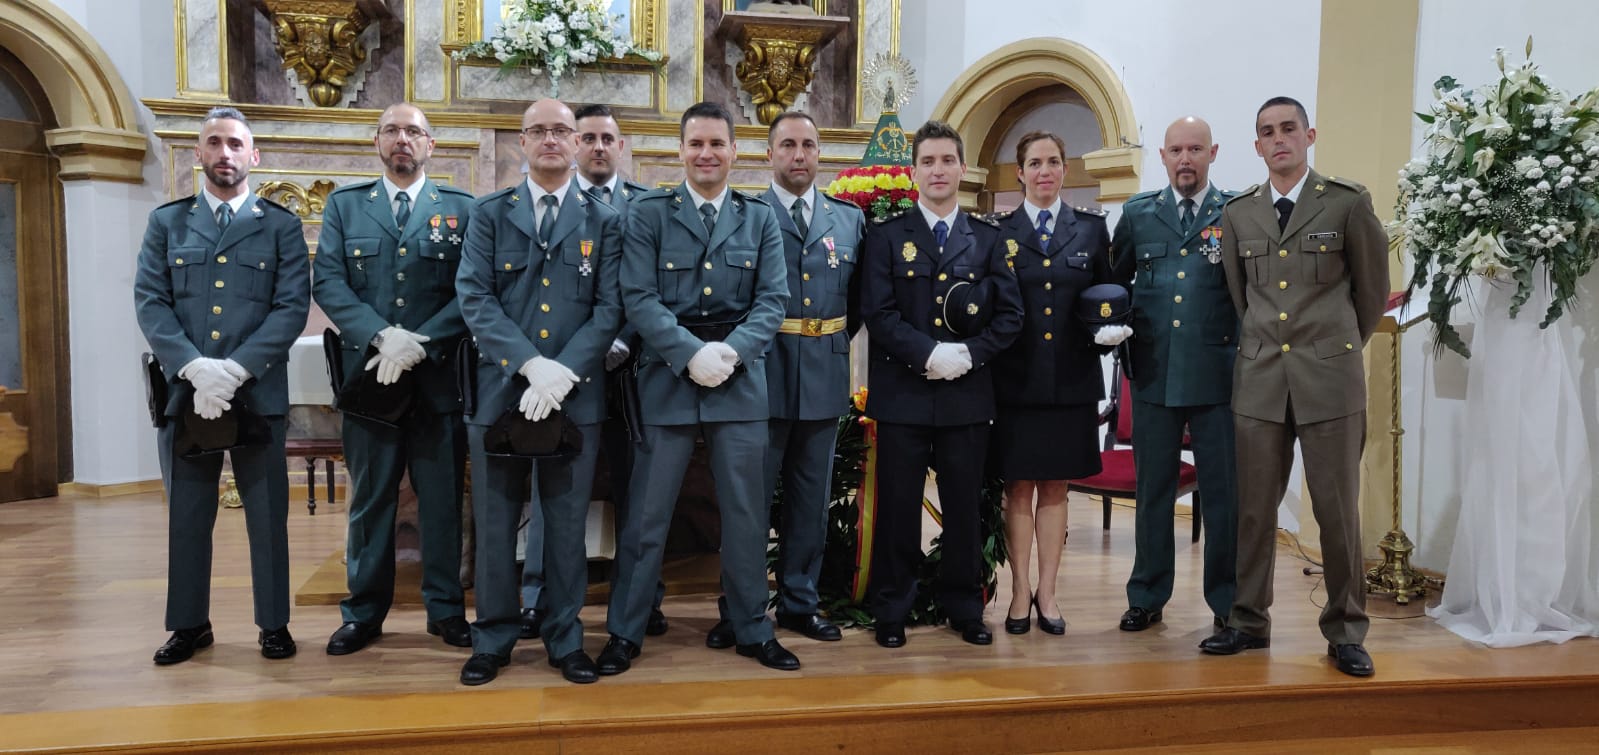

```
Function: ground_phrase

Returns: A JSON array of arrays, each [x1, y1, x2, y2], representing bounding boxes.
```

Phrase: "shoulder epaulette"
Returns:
[[477, 185, 516, 205], [1226, 186, 1261, 205], [621, 179, 650, 194], [635, 186, 676, 201], [733, 188, 769, 206], [966, 211, 1001, 228], [873, 208, 911, 225], [329, 178, 380, 197], [1324, 175, 1367, 193], [1126, 189, 1161, 204], [988, 209, 1016, 222], [435, 182, 475, 197], [1072, 205, 1108, 218], [158, 195, 196, 210], [255, 195, 293, 214]]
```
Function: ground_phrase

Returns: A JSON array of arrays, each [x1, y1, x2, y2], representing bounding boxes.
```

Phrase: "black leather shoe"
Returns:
[[549, 649, 600, 684], [596, 635, 640, 676], [1004, 603, 1031, 635], [646, 608, 669, 637], [1198, 627, 1270, 655], [875, 622, 906, 648], [427, 616, 472, 648], [737, 638, 801, 670], [951, 619, 993, 646], [153, 622, 213, 665], [326, 621, 382, 655], [1329, 643, 1375, 677], [705, 619, 736, 649], [1034, 596, 1065, 635], [519, 608, 543, 639], [776, 613, 842, 641], [460, 653, 508, 686], [259, 626, 297, 660], [1119, 607, 1163, 632]]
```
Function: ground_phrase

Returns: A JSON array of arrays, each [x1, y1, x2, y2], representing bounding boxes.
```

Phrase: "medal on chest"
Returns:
[[824, 237, 839, 268], [1200, 225, 1223, 264], [429, 214, 443, 243], [445, 215, 460, 245], [579, 239, 594, 276]]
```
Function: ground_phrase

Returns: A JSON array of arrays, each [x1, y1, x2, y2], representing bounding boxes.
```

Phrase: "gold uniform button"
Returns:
[[540, 303, 550, 312], [803, 297, 812, 306], [1279, 249, 1288, 258], [666, 262, 675, 270], [175, 258, 184, 265], [539, 329, 550, 339], [1173, 320, 1181, 328], [217, 256, 227, 264], [353, 249, 362, 256], [1044, 282, 1053, 290], [1279, 281, 1289, 289], [1281, 344, 1291, 353], [1346, 343, 1354, 350], [500, 359, 509, 366], [935, 296, 944, 304], [938, 273, 947, 281], [1044, 332, 1053, 341], [398, 247, 407, 255], [1043, 307, 1052, 315], [1320, 244, 1328, 252], [396, 298, 406, 307], [258, 262, 265, 269], [1174, 295, 1183, 304], [396, 272, 406, 281], [210, 330, 220, 340], [1180, 249, 1189, 256], [1042, 259, 1052, 267], [802, 273, 810, 281], [504, 263, 512, 270], [968, 273, 975, 280], [1279, 312, 1289, 321], [211, 306, 222, 315], [906, 270, 915, 278], [745, 261, 753, 268], [542, 278, 551, 286], [933, 318, 943, 327], [703, 286, 713, 296], [214, 280, 224, 288], [1177, 272, 1186, 280], [704, 262, 713, 270]]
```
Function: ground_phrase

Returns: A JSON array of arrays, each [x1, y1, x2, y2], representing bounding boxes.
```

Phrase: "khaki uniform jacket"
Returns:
[[1218, 168, 1389, 425]]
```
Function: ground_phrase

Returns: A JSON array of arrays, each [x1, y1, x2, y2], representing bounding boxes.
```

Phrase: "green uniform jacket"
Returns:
[[1218, 169, 1390, 424], [621, 184, 789, 425], [134, 193, 311, 416], [457, 180, 624, 426], [312, 177, 476, 414], [1111, 185, 1238, 407]]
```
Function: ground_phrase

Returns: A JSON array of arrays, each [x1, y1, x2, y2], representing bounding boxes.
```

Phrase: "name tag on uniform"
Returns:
[[1307, 231, 1340, 240]]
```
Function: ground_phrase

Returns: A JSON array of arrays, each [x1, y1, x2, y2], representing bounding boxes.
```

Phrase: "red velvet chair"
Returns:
[[1067, 356, 1201, 542]]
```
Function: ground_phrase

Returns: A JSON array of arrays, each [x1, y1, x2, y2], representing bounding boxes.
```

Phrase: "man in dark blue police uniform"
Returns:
[[456, 98, 623, 686], [135, 107, 310, 664], [599, 102, 798, 675], [859, 120, 1023, 648], [313, 102, 476, 655], [1112, 116, 1240, 634]]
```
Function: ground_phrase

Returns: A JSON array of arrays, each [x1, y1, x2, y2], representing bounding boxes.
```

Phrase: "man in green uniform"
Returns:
[[312, 102, 475, 654], [135, 107, 310, 664], [1112, 116, 1239, 634]]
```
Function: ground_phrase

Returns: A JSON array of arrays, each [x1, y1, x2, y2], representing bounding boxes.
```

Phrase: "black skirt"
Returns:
[[989, 404, 1102, 481]]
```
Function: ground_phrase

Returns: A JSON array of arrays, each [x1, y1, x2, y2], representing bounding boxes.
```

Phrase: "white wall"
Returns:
[[899, 0, 1324, 200], [1403, 0, 1599, 570]]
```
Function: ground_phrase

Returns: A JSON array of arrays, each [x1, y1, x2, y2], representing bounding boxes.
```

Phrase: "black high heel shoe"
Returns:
[[1004, 598, 1032, 635], [1034, 594, 1065, 635]]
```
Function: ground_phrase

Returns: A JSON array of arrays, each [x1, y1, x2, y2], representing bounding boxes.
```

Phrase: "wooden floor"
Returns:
[[2, 488, 1596, 753]]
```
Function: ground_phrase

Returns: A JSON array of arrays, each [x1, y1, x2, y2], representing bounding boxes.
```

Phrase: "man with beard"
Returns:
[[517, 103, 668, 642], [598, 101, 797, 675], [456, 98, 623, 685], [135, 107, 311, 664], [1111, 116, 1239, 635], [702, 111, 862, 649], [312, 102, 476, 655]]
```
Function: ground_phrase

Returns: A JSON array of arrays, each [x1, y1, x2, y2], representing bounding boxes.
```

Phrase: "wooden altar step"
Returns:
[[4, 646, 1597, 754]]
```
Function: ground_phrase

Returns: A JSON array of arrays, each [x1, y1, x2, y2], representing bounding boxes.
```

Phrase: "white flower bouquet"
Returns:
[[1395, 39, 1599, 357], [452, 0, 662, 96]]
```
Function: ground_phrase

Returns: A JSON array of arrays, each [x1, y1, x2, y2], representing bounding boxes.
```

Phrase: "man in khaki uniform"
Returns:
[[1200, 96, 1388, 677]]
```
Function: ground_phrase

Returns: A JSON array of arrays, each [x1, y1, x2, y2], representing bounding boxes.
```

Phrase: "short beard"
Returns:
[[384, 152, 421, 178], [203, 164, 246, 190]]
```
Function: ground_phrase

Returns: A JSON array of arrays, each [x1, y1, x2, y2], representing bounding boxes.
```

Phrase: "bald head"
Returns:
[[520, 99, 579, 188], [1161, 116, 1217, 198], [375, 102, 435, 181]]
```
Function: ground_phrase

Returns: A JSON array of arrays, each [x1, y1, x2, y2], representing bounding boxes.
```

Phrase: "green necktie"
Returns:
[[538, 194, 557, 246], [394, 190, 411, 230], [700, 202, 717, 234], [215, 203, 233, 233], [1180, 198, 1195, 232], [791, 197, 809, 239]]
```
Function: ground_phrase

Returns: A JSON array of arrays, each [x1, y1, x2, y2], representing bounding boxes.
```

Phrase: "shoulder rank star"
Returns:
[[579, 239, 594, 276], [429, 214, 444, 242], [902, 241, 917, 262], [824, 237, 839, 268], [251, 204, 263, 218]]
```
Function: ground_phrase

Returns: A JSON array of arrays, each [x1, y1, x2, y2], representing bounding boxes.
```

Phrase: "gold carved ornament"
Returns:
[[717, 13, 848, 126], [262, 0, 374, 107], [256, 179, 338, 219]]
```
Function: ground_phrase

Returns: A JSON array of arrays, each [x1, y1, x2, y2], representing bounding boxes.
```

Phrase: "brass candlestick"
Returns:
[[1365, 311, 1429, 604]]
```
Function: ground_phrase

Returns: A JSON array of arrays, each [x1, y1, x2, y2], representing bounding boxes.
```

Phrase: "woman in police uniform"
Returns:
[[989, 131, 1117, 635]]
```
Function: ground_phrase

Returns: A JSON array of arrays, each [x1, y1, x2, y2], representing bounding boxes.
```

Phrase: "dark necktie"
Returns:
[[790, 198, 809, 239], [1180, 198, 1195, 232], [395, 190, 411, 230], [590, 185, 612, 205], [537, 194, 557, 246], [1035, 208, 1052, 244], [700, 202, 717, 234], [215, 203, 233, 235], [934, 219, 949, 250], [1274, 197, 1294, 233]]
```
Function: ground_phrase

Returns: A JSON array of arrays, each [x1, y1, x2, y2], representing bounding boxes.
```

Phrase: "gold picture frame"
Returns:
[[445, 0, 666, 54]]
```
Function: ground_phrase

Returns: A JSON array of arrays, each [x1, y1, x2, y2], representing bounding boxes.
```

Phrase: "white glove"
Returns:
[[707, 341, 740, 367], [364, 354, 408, 385], [376, 326, 430, 368], [604, 339, 632, 372], [192, 391, 229, 420], [220, 359, 251, 383], [519, 356, 580, 402], [518, 384, 561, 421], [180, 357, 244, 403], [924, 343, 970, 381], [1094, 325, 1134, 347], [687, 343, 735, 387]]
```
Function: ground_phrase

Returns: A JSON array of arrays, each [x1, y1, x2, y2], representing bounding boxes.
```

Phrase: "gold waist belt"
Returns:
[[778, 316, 847, 337]]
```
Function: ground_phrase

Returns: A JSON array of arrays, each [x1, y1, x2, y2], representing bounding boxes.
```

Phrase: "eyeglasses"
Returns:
[[523, 126, 576, 140], [378, 125, 429, 141]]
